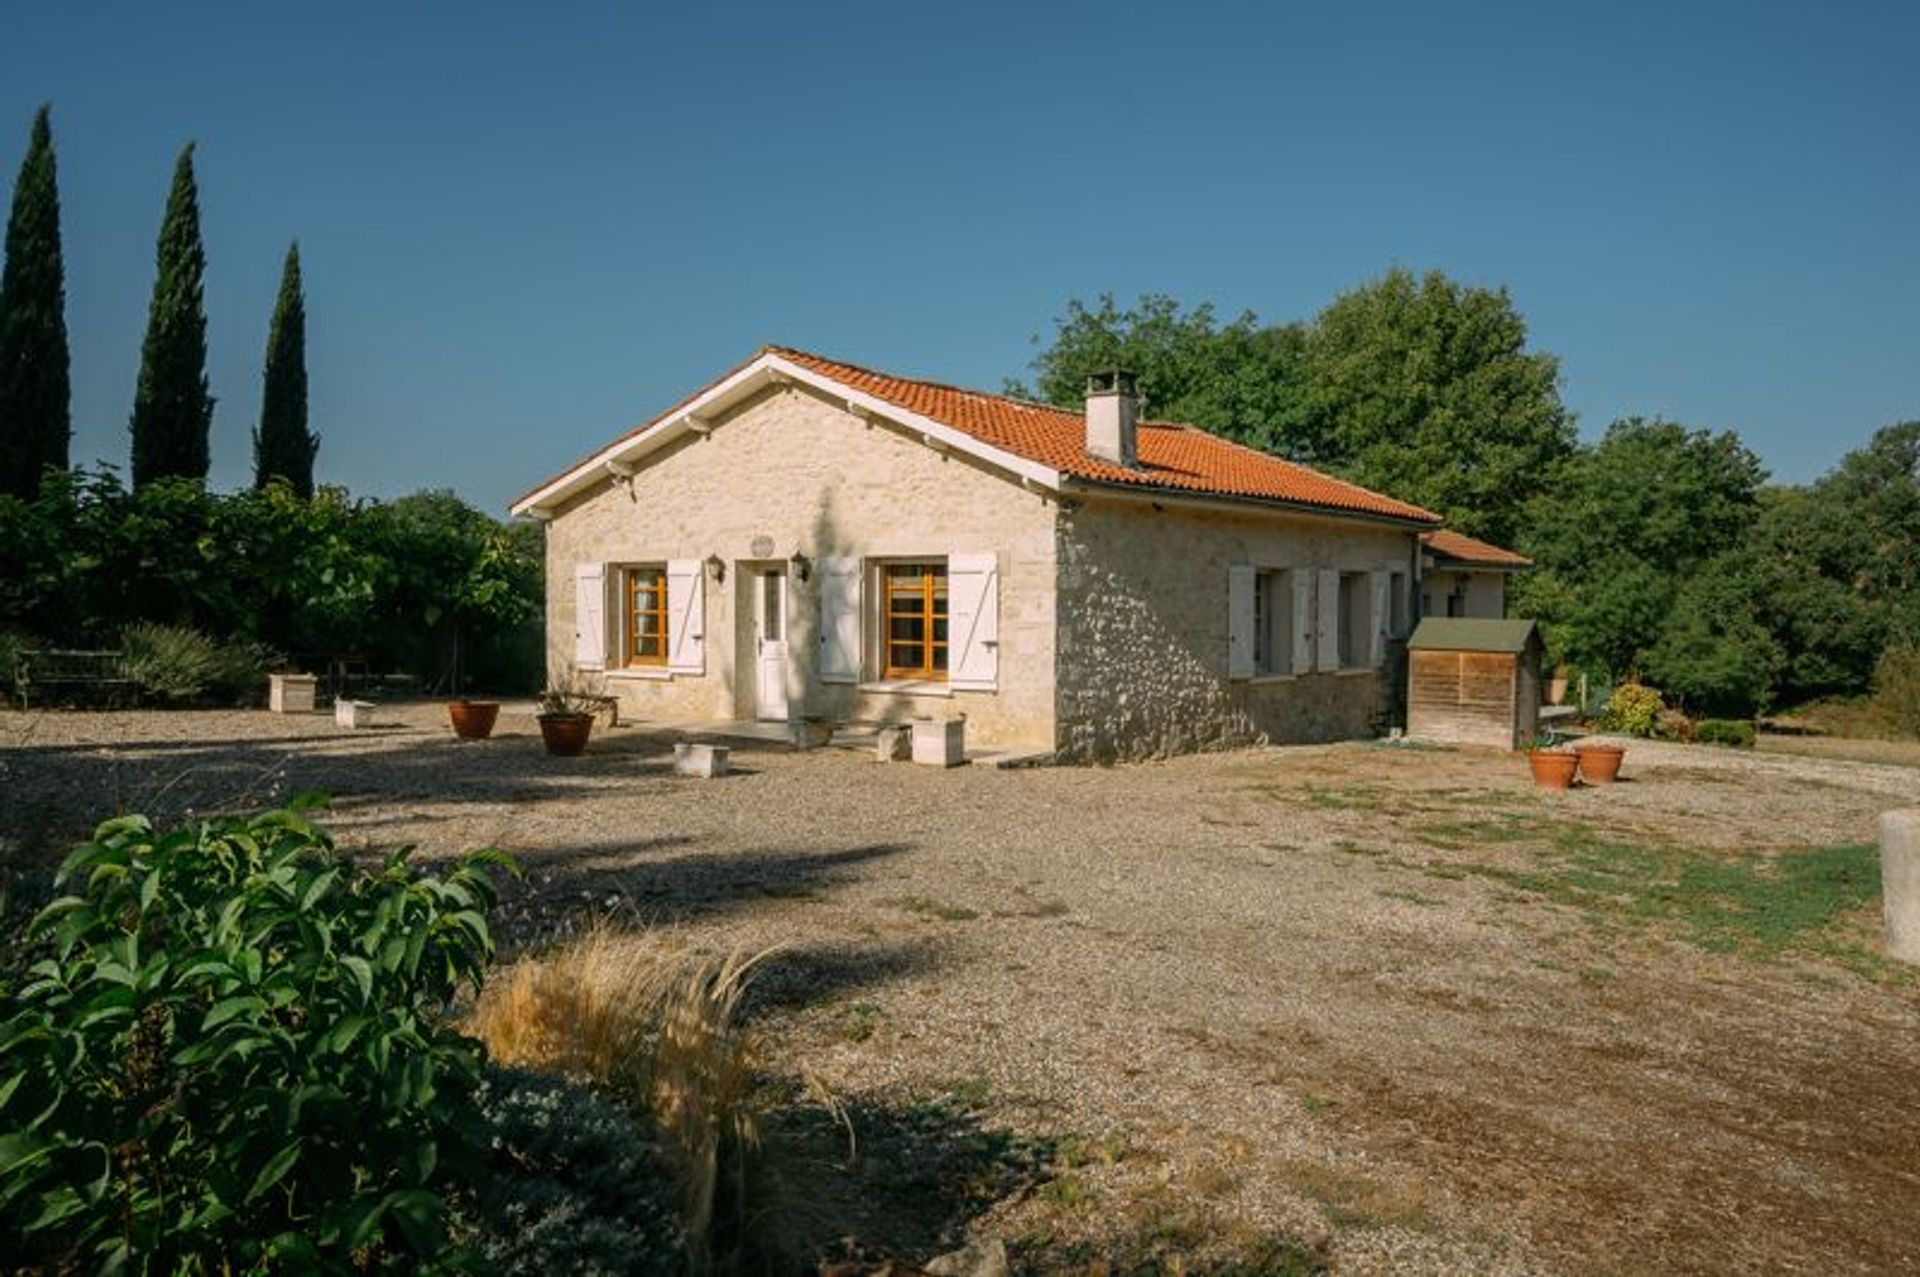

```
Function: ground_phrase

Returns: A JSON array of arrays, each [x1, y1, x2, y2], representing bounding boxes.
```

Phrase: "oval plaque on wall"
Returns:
[[750, 535, 775, 558]]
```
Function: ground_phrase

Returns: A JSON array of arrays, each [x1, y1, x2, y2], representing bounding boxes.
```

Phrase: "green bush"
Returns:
[[206, 637, 283, 706], [1873, 644, 1920, 738], [453, 1067, 682, 1275], [1695, 718, 1757, 748], [0, 799, 515, 1274], [1598, 682, 1665, 737], [118, 620, 221, 701]]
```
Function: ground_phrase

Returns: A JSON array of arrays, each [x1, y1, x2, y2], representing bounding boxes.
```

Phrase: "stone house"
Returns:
[[1419, 530, 1532, 619], [511, 346, 1475, 762]]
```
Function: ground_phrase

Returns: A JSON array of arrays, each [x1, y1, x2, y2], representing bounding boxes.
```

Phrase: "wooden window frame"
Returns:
[[623, 565, 669, 668], [881, 561, 949, 681]]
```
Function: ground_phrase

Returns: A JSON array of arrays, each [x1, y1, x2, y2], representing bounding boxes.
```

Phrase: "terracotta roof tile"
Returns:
[[1421, 529, 1533, 568], [769, 347, 1440, 524]]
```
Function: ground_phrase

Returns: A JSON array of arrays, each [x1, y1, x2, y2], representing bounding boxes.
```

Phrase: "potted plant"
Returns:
[[1573, 738, 1626, 785], [1524, 734, 1579, 790], [448, 697, 501, 740], [535, 684, 599, 756]]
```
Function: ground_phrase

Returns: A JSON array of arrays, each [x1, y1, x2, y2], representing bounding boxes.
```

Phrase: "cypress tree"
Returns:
[[130, 143, 214, 487], [0, 105, 72, 499], [252, 241, 316, 495]]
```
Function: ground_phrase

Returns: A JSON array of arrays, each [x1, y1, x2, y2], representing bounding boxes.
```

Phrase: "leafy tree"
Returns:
[[1294, 268, 1576, 544], [130, 144, 214, 488], [0, 105, 71, 499], [1514, 417, 1767, 680], [1011, 294, 1312, 456], [1640, 552, 1785, 716], [253, 242, 317, 496]]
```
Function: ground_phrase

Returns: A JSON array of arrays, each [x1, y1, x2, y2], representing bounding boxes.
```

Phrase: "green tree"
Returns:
[[1011, 294, 1312, 455], [252, 242, 317, 496], [1641, 552, 1784, 716], [1295, 268, 1575, 544], [0, 105, 71, 499], [129, 143, 214, 488], [1514, 417, 1767, 681]]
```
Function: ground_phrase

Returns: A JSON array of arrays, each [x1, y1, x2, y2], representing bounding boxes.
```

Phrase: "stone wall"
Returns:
[[1054, 497, 1420, 762], [1421, 569, 1507, 619], [540, 384, 1059, 750]]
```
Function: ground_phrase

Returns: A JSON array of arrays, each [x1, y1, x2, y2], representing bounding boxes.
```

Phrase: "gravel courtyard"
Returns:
[[3, 705, 1917, 1275]]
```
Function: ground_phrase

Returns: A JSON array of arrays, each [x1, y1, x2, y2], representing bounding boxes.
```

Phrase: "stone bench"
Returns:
[[673, 742, 730, 778]]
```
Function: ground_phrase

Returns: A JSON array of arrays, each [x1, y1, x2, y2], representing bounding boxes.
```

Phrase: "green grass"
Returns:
[[1455, 829, 1882, 961]]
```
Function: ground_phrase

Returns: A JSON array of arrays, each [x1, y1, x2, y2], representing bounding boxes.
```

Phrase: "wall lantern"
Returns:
[[789, 550, 812, 583], [705, 554, 726, 583]]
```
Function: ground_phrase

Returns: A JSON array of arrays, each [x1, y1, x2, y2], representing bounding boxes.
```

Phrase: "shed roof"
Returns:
[[1421, 529, 1533, 569], [1407, 617, 1540, 654]]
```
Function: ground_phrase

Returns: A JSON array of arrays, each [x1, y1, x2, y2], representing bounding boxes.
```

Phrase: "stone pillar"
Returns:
[[1883, 809, 1920, 966]]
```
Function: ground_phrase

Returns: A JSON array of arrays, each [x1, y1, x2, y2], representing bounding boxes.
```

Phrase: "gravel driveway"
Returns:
[[4, 705, 1917, 1275]]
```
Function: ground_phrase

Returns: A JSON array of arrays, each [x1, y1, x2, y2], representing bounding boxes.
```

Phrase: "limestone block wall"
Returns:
[[539, 384, 1058, 750], [1054, 498, 1420, 762]]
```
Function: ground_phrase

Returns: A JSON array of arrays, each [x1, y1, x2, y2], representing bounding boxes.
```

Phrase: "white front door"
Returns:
[[753, 568, 790, 721]]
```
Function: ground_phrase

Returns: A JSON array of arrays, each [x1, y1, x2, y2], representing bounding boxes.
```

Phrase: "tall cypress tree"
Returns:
[[0, 105, 72, 499], [130, 143, 213, 487], [252, 241, 316, 495]]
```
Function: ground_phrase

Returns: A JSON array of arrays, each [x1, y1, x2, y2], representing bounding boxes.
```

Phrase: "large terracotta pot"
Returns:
[[448, 700, 500, 740], [1527, 750, 1580, 791], [1575, 743, 1625, 786], [537, 712, 593, 757]]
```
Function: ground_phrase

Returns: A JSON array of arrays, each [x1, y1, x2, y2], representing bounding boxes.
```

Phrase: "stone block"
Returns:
[[674, 742, 730, 778], [1883, 808, 1920, 965], [875, 724, 911, 762], [333, 699, 376, 729], [268, 673, 317, 714], [912, 716, 966, 767]]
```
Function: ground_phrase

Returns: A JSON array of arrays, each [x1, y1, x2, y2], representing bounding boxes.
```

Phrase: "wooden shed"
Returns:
[[1405, 618, 1543, 750]]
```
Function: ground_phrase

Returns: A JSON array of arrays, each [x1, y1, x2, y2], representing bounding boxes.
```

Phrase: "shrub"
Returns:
[[118, 620, 221, 701], [452, 1067, 682, 1275], [0, 799, 515, 1273], [206, 637, 283, 706], [1598, 682, 1664, 737], [1873, 644, 1920, 738], [1695, 718, 1757, 748]]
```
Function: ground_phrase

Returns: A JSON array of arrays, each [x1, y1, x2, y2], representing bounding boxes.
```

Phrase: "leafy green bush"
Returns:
[[453, 1067, 682, 1275], [1873, 644, 1920, 738], [0, 799, 515, 1274], [1598, 682, 1664, 737], [118, 620, 221, 701], [1695, 718, 1757, 748], [206, 636, 283, 706]]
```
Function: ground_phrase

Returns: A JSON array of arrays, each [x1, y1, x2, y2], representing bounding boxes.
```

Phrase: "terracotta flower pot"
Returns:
[[537, 711, 593, 757], [1575, 744, 1625, 786], [1527, 750, 1580, 791], [448, 700, 500, 740]]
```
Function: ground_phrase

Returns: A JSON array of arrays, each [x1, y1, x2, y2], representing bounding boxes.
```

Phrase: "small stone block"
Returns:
[[912, 717, 966, 767], [674, 742, 730, 778], [268, 673, 318, 714], [1883, 808, 1920, 966], [333, 699, 376, 729], [876, 725, 912, 762]]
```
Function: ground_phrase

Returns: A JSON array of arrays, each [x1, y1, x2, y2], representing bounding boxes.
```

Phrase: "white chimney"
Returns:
[[1084, 369, 1140, 467]]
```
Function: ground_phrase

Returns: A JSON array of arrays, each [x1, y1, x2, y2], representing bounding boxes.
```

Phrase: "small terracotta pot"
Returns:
[[1528, 750, 1580, 790], [537, 712, 593, 757], [448, 700, 500, 740], [1575, 744, 1625, 786]]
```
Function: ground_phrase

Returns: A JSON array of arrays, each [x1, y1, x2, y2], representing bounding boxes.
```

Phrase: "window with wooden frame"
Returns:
[[882, 563, 949, 680], [623, 566, 668, 667]]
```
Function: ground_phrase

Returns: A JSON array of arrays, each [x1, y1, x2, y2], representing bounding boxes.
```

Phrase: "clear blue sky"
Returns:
[[6, 1, 1916, 513]]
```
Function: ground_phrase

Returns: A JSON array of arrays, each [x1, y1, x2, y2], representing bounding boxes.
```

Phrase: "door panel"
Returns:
[[754, 569, 789, 721]]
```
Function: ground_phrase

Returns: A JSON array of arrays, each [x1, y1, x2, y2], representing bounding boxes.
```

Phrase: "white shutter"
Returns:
[[1290, 571, 1313, 675], [1315, 568, 1341, 672], [948, 552, 999, 690], [574, 563, 606, 670], [667, 560, 704, 674], [1369, 570, 1390, 667], [1226, 565, 1255, 680], [817, 557, 862, 683]]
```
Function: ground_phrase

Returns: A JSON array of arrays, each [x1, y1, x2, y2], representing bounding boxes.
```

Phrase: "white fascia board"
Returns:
[[511, 352, 1063, 518]]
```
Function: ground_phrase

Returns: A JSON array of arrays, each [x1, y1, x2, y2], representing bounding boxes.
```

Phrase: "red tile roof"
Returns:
[[1421, 529, 1533, 568], [770, 348, 1440, 524]]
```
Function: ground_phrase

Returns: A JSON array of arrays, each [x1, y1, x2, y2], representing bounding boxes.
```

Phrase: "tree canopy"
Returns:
[[129, 143, 214, 488], [0, 105, 71, 499], [252, 241, 317, 496]]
